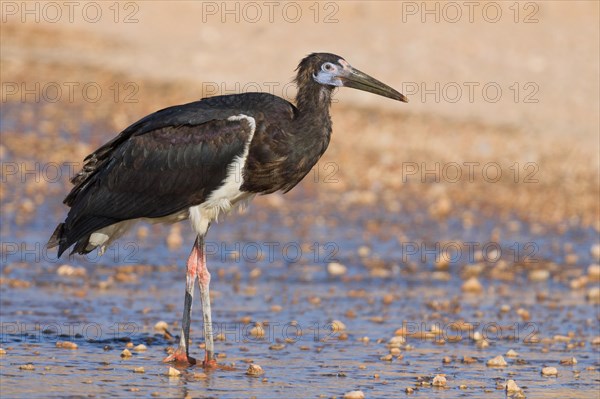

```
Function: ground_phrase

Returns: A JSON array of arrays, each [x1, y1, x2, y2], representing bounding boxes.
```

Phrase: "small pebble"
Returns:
[[133, 344, 147, 352], [56, 341, 78, 350], [432, 374, 447, 387], [559, 357, 577, 365], [166, 367, 181, 377], [505, 379, 520, 392], [591, 244, 600, 261], [541, 366, 558, 376], [586, 287, 600, 302], [154, 321, 168, 331], [487, 355, 508, 367], [249, 325, 265, 338], [462, 277, 483, 293], [19, 364, 35, 370], [56, 264, 86, 277], [462, 356, 477, 364], [343, 390, 365, 399], [588, 264, 600, 279], [327, 262, 347, 276], [246, 364, 264, 376], [331, 320, 346, 332], [476, 339, 490, 349], [388, 336, 405, 347], [528, 269, 550, 282], [133, 367, 145, 373], [193, 372, 208, 379], [0, 348, 5, 355], [506, 349, 519, 358], [405, 387, 414, 393], [121, 349, 132, 358]]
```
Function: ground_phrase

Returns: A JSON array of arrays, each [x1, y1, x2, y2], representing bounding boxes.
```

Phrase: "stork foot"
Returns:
[[202, 352, 217, 369], [202, 359, 218, 369], [163, 348, 196, 366]]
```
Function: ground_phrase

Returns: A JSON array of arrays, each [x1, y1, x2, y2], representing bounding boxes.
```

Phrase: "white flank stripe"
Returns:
[[189, 114, 256, 236]]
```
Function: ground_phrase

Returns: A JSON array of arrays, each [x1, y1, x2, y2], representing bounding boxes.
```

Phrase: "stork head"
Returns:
[[297, 53, 408, 103]]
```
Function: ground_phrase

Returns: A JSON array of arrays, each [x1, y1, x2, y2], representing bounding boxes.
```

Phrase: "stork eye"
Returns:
[[322, 62, 335, 72]]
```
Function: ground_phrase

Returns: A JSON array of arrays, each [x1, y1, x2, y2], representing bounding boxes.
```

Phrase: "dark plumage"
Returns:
[[48, 52, 407, 366]]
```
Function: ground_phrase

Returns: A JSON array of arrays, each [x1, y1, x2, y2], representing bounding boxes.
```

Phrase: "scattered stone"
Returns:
[[560, 357, 577, 365], [506, 349, 519, 358], [591, 336, 600, 345], [588, 264, 600, 279], [327, 262, 347, 276], [586, 287, 600, 302], [133, 344, 147, 352], [0, 348, 5, 355], [472, 331, 483, 341], [166, 226, 183, 250], [516, 308, 531, 321], [462, 356, 477, 364], [442, 356, 452, 364], [19, 364, 35, 370], [246, 364, 264, 376], [505, 379, 520, 392], [166, 367, 181, 377], [56, 264, 86, 277], [358, 246, 370, 257], [487, 355, 508, 367], [154, 321, 168, 331], [125, 342, 134, 348], [476, 339, 490, 349], [462, 277, 483, 293], [269, 344, 285, 351], [591, 244, 600, 262], [553, 335, 571, 342], [133, 367, 145, 373], [249, 324, 265, 338], [432, 374, 447, 387], [192, 372, 208, 379], [343, 391, 365, 399], [405, 387, 414, 394], [565, 253, 579, 265], [387, 336, 405, 348], [459, 385, 468, 389], [331, 320, 346, 332], [380, 354, 393, 361], [56, 341, 78, 350], [121, 349, 132, 358], [528, 269, 550, 282], [541, 366, 558, 376]]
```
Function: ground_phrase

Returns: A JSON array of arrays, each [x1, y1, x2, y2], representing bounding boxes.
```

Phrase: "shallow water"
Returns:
[[2, 185, 599, 398]]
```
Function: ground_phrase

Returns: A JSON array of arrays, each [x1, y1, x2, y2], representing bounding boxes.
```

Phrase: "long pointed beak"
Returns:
[[341, 67, 408, 103]]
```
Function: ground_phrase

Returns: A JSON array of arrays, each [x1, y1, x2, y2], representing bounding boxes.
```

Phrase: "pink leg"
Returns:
[[163, 239, 200, 365], [196, 235, 217, 368]]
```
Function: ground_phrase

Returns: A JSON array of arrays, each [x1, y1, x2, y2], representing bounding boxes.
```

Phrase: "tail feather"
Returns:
[[47, 223, 70, 257]]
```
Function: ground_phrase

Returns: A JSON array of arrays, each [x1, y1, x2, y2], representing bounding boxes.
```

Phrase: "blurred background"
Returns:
[[1, 2, 599, 398]]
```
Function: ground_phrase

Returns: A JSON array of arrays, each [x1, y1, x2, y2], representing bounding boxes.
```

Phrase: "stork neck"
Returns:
[[295, 83, 334, 122]]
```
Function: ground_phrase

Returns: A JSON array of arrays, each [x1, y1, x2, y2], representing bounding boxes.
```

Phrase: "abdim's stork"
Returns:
[[48, 53, 407, 367]]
